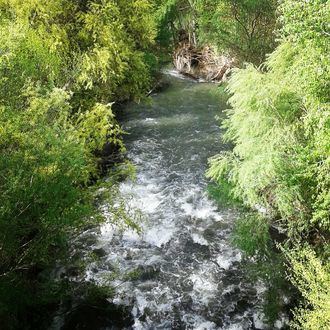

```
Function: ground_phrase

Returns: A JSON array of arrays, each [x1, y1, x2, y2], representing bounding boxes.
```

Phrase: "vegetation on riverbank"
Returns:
[[0, 0, 328, 329], [0, 0, 156, 328], [156, 0, 278, 80], [207, 0, 330, 328]]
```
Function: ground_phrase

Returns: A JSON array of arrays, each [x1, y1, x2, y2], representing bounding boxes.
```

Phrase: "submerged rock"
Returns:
[[92, 248, 107, 258]]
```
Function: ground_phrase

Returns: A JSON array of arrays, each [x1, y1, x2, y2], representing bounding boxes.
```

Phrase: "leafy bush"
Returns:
[[195, 0, 277, 64], [207, 1, 329, 327], [0, 0, 157, 327], [232, 213, 271, 257], [207, 0, 330, 238], [284, 247, 330, 330]]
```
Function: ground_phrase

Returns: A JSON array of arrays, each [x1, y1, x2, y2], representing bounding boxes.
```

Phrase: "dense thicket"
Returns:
[[152, 0, 195, 55], [0, 0, 156, 327], [207, 0, 330, 328], [155, 0, 277, 64], [196, 0, 277, 64]]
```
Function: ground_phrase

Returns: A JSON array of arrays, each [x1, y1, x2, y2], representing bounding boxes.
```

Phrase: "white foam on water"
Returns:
[[221, 284, 236, 296], [162, 68, 197, 82], [144, 225, 176, 247], [253, 312, 267, 329], [194, 321, 218, 330], [120, 181, 163, 214], [99, 222, 114, 240], [195, 207, 214, 219], [144, 254, 163, 266], [179, 190, 223, 222], [125, 118, 159, 129], [223, 323, 247, 330], [216, 257, 232, 271], [132, 319, 146, 330], [181, 201, 194, 215], [274, 314, 289, 329], [191, 233, 209, 246], [135, 292, 149, 313], [189, 267, 218, 305], [216, 251, 242, 270], [182, 314, 218, 330], [122, 228, 141, 243]]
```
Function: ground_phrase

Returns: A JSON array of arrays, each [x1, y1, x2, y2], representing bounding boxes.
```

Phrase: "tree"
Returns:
[[196, 0, 277, 64], [0, 0, 157, 327], [207, 1, 329, 326]]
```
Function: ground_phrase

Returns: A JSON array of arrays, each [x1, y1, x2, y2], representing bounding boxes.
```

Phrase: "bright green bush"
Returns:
[[207, 0, 330, 238], [0, 0, 157, 327], [207, 0, 329, 327], [284, 247, 330, 330]]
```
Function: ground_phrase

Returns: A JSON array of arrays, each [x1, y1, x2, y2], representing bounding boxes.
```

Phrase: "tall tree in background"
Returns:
[[155, 0, 277, 64], [196, 0, 277, 64]]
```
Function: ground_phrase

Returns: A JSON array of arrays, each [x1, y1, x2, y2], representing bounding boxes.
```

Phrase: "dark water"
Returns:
[[73, 71, 287, 329]]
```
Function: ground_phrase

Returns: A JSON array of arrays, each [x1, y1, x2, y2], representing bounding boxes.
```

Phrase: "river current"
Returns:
[[73, 71, 287, 329]]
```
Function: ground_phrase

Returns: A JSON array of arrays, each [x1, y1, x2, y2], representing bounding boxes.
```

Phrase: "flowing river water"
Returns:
[[58, 71, 289, 329]]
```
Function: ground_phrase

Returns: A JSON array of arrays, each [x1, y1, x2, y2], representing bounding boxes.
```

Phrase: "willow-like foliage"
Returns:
[[154, 0, 197, 48], [0, 0, 156, 327], [207, 1, 329, 326], [207, 0, 329, 237], [284, 247, 330, 329], [195, 0, 277, 64]]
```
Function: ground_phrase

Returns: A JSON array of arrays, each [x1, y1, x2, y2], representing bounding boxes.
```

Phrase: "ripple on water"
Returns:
[[78, 73, 287, 329]]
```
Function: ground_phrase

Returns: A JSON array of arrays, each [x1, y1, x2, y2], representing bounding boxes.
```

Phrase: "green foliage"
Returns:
[[207, 181, 242, 208], [155, 0, 277, 64], [75, 103, 125, 153], [0, 0, 157, 327], [154, 0, 197, 48], [284, 246, 330, 330], [195, 0, 277, 64], [207, 0, 329, 327], [0, 86, 96, 329], [208, 0, 330, 238], [232, 213, 271, 257], [74, 0, 156, 102]]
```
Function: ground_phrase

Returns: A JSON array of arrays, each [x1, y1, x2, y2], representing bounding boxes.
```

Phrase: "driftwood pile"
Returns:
[[173, 43, 235, 82]]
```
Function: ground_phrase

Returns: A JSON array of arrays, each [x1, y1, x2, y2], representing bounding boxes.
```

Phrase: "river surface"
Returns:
[[77, 71, 286, 329]]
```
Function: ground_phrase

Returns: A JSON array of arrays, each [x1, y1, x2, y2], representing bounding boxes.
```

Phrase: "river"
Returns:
[[65, 71, 288, 329]]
